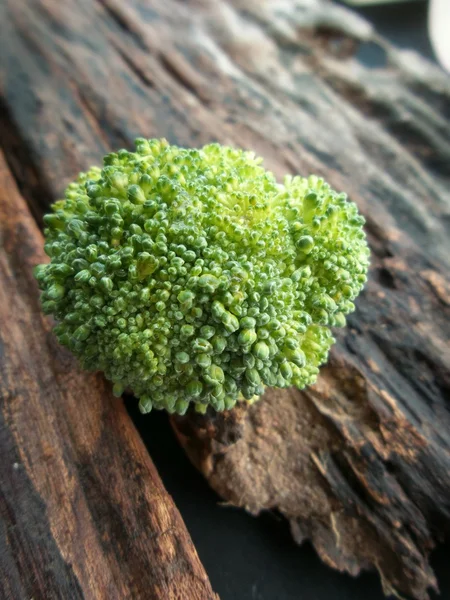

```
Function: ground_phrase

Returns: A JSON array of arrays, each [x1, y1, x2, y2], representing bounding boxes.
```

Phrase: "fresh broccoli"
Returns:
[[35, 139, 369, 415]]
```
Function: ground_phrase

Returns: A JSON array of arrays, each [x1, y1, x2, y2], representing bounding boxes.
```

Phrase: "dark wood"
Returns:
[[1, 0, 449, 599], [0, 151, 218, 600]]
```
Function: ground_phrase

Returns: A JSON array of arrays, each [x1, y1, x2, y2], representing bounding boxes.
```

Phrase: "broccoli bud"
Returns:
[[35, 139, 370, 415]]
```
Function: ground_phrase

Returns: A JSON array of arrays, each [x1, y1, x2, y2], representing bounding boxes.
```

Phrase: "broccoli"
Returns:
[[35, 139, 369, 415]]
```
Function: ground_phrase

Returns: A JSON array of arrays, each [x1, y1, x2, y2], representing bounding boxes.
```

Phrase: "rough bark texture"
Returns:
[[1, 1, 449, 599], [0, 150, 218, 599]]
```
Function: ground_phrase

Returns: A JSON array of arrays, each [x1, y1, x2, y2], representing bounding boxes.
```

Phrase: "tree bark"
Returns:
[[1, 1, 449, 599], [0, 151, 218, 600]]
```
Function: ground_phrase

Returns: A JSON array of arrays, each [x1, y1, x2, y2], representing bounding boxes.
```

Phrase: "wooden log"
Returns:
[[0, 150, 218, 600], [1, 1, 449, 599]]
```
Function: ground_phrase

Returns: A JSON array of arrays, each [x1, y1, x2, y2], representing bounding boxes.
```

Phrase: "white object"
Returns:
[[429, 0, 450, 72]]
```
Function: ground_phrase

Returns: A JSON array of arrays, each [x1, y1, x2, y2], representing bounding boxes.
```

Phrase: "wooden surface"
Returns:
[[1, 1, 449, 599], [0, 150, 218, 599]]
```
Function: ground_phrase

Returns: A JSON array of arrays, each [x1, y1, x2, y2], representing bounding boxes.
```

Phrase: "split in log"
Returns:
[[0, 151, 218, 600], [1, 1, 450, 599]]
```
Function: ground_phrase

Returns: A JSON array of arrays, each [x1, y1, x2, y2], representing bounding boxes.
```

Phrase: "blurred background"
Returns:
[[338, 0, 449, 71]]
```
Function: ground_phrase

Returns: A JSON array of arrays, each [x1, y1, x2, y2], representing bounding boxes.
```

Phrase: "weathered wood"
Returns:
[[1, 0, 449, 599], [0, 151, 218, 600]]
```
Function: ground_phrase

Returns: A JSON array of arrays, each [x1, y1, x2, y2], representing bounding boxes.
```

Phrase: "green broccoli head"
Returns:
[[35, 139, 369, 415]]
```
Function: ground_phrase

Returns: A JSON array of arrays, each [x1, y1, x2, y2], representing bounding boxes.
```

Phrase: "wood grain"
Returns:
[[1, 0, 449, 599], [0, 150, 217, 600]]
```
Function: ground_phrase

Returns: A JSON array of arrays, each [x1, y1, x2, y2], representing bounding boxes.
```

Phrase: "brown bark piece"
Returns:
[[0, 151, 218, 600], [1, 1, 450, 599]]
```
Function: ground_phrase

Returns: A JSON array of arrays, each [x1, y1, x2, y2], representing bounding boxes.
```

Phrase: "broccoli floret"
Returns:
[[35, 139, 370, 415]]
